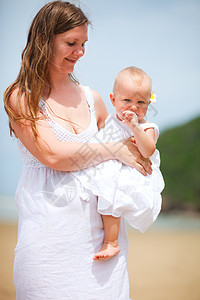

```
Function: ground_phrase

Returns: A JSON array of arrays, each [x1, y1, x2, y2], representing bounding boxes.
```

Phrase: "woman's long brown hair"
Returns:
[[4, 1, 90, 146]]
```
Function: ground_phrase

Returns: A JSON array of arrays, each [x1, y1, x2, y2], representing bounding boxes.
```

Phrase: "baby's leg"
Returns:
[[93, 215, 120, 261]]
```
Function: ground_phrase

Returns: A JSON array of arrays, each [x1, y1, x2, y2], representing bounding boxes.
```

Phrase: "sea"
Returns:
[[0, 195, 200, 231]]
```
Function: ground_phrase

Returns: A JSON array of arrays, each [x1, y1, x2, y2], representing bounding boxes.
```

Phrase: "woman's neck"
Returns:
[[49, 69, 72, 88], [43, 72, 76, 99]]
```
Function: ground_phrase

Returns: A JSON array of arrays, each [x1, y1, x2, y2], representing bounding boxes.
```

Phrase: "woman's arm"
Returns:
[[9, 90, 152, 175], [92, 89, 108, 130]]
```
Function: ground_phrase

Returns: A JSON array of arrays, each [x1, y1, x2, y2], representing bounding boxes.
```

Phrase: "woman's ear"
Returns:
[[110, 93, 116, 106]]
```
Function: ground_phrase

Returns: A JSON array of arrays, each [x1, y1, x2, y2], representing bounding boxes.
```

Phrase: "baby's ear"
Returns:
[[110, 93, 116, 106]]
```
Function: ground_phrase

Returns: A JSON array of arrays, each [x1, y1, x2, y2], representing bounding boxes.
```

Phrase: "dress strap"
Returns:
[[81, 86, 95, 113]]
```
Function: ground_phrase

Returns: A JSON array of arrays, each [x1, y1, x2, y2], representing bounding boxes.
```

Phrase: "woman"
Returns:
[[4, 1, 151, 299]]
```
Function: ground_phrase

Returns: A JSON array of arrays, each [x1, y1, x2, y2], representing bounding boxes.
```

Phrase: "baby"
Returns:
[[73, 66, 164, 260]]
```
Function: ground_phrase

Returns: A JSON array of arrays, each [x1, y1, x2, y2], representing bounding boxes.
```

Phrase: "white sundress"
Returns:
[[73, 113, 165, 233], [14, 86, 131, 300]]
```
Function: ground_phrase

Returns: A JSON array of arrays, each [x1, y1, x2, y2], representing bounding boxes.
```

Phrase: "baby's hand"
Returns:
[[122, 110, 138, 127]]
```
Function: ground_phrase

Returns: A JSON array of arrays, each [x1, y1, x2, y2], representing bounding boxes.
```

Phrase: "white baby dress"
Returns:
[[14, 86, 131, 300], [73, 113, 165, 233]]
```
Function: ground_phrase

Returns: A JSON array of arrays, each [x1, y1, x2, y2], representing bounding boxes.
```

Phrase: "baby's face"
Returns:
[[110, 74, 151, 122]]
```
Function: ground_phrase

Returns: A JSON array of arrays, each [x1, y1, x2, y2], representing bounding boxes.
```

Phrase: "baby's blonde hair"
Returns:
[[113, 66, 152, 93]]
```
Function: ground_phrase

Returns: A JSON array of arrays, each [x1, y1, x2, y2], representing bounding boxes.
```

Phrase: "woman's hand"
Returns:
[[115, 137, 152, 176]]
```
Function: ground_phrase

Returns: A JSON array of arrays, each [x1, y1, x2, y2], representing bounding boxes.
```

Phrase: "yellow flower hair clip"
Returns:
[[150, 91, 157, 103]]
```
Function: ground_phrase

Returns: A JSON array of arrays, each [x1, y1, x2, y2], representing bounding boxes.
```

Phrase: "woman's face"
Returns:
[[50, 24, 88, 75]]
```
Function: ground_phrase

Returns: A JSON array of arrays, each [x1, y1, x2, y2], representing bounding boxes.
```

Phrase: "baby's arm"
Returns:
[[122, 111, 156, 158]]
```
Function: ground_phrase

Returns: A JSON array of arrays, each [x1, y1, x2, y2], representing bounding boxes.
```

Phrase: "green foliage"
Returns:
[[157, 117, 200, 211]]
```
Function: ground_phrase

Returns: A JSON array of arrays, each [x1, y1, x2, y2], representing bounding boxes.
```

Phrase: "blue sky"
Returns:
[[0, 0, 200, 195]]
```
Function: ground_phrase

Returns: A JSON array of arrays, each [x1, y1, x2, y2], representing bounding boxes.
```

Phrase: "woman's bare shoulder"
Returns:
[[8, 87, 28, 115], [8, 88, 19, 110]]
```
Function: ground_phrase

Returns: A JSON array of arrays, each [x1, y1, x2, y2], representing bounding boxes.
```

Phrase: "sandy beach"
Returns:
[[0, 221, 200, 300]]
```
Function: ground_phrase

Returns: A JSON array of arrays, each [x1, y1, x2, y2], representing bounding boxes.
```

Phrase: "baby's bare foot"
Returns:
[[93, 241, 120, 261]]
